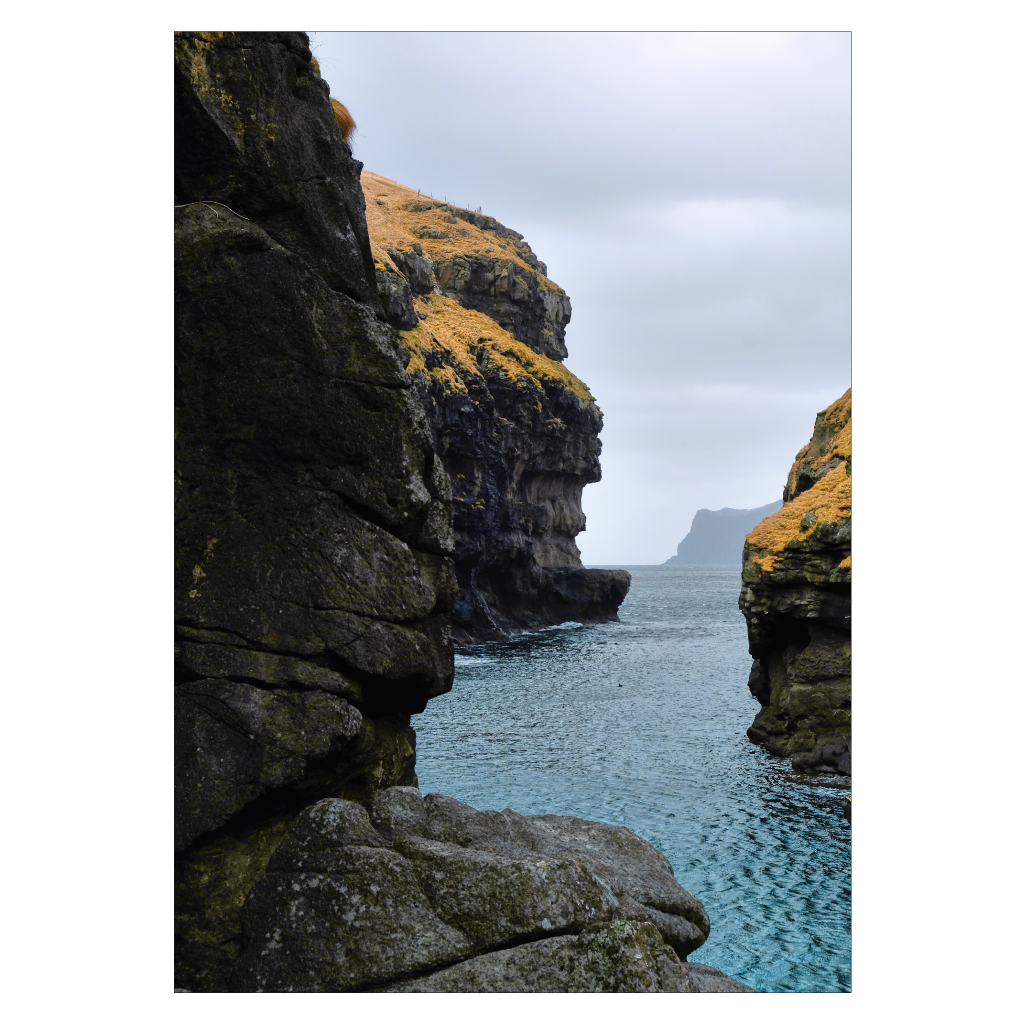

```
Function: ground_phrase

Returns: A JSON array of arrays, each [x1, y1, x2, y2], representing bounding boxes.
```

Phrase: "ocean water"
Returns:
[[411, 565, 851, 993]]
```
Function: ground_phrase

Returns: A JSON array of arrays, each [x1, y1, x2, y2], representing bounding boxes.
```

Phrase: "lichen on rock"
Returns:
[[175, 30, 457, 988], [232, 789, 745, 992], [739, 389, 851, 776]]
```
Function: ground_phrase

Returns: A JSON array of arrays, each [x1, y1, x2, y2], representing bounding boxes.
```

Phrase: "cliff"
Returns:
[[738, 390, 852, 775], [665, 501, 783, 565], [360, 171, 630, 643], [174, 30, 461, 989], [174, 31, 745, 993]]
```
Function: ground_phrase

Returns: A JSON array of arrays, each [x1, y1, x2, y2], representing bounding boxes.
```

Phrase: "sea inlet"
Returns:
[[412, 564, 851, 993]]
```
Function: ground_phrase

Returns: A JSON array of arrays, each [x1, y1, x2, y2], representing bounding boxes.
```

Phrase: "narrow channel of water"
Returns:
[[412, 565, 851, 992]]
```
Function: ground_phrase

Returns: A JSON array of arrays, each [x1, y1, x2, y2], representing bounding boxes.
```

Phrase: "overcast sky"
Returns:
[[310, 31, 851, 564]]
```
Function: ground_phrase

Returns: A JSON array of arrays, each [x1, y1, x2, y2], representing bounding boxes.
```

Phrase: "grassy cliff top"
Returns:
[[746, 390, 852, 573], [362, 171, 563, 292], [362, 170, 591, 406], [399, 293, 595, 406]]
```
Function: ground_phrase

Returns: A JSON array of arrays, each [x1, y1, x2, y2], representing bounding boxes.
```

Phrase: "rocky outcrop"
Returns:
[[362, 172, 629, 643], [174, 31, 744, 994], [665, 501, 783, 565], [233, 788, 753, 993], [739, 390, 851, 775], [174, 31, 457, 989]]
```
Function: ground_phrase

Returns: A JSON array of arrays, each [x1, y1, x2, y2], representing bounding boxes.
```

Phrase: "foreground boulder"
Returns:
[[233, 789, 753, 992], [739, 390, 852, 775]]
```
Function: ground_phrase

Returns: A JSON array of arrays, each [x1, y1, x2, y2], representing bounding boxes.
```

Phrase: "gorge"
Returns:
[[174, 30, 748, 993]]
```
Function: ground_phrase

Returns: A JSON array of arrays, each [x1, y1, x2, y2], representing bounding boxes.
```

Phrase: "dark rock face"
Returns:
[[175, 31, 456, 989], [665, 501, 784, 565], [362, 173, 630, 643], [425, 357, 630, 644], [739, 391, 852, 776], [232, 789, 753, 992], [432, 252, 570, 361]]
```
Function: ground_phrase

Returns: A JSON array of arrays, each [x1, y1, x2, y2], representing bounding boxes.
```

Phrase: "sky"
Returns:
[[310, 31, 851, 564]]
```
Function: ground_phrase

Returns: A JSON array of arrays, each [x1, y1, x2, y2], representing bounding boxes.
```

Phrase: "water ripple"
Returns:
[[413, 565, 851, 992]]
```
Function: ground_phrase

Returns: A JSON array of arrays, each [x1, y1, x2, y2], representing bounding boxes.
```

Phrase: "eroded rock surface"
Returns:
[[233, 789, 750, 992], [739, 390, 852, 776], [174, 31, 456, 989], [362, 172, 629, 642]]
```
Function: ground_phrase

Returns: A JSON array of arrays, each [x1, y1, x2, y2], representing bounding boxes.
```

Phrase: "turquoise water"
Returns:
[[412, 565, 851, 993]]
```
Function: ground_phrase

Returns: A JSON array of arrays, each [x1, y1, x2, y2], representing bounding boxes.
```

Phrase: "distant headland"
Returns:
[[664, 501, 783, 565]]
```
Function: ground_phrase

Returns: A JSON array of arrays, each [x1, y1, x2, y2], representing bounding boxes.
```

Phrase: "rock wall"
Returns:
[[174, 31, 745, 993], [361, 172, 629, 643], [739, 390, 852, 775], [174, 31, 457, 989]]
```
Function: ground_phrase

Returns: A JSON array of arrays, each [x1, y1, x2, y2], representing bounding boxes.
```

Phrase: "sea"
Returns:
[[411, 564, 852, 993]]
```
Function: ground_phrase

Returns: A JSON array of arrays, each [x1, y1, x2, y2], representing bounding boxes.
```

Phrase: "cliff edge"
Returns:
[[738, 390, 851, 776], [361, 171, 629, 643], [174, 31, 745, 993]]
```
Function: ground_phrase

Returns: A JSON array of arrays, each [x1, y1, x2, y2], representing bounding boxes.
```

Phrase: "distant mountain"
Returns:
[[663, 501, 784, 565]]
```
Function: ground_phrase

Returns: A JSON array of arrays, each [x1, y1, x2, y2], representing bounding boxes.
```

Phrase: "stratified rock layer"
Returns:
[[362, 172, 629, 643], [233, 789, 754, 993], [174, 31, 456, 989], [739, 390, 851, 775]]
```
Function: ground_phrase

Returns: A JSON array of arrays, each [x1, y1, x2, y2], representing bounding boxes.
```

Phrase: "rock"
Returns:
[[374, 263, 419, 329], [362, 171, 630, 641], [739, 390, 851, 774], [175, 31, 456, 989], [381, 922, 755, 992], [665, 501, 783, 565], [173, 32, 740, 994], [233, 789, 739, 992]]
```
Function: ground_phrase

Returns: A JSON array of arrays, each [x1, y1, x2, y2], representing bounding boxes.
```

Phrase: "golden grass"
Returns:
[[747, 464, 851, 555], [399, 293, 594, 404], [837, 556, 852, 569], [330, 99, 355, 143], [751, 387, 853, 573], [364, 168, 591, 404], [361, 171, 562, 292], [822, 389, 852, 431], [821, 419, 851, 464]]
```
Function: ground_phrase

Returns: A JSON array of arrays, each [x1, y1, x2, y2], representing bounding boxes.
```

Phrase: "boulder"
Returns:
[[232, 789, 732, 992]]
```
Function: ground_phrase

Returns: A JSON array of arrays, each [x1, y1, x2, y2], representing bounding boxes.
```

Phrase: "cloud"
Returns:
[[310, 31, 851, 563]]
